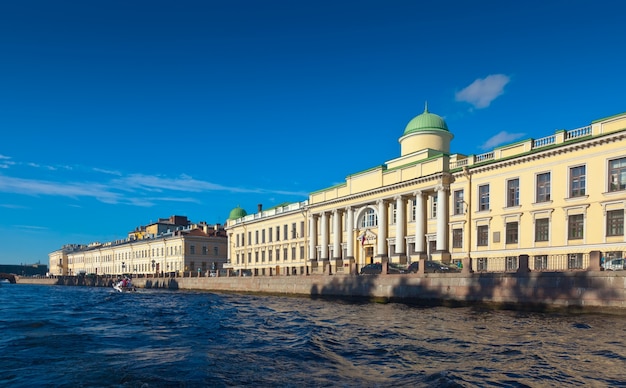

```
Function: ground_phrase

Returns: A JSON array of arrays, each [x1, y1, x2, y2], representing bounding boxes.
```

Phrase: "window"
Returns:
[[431, 195, 438, 218], [536, 172, 551, 202], [534, 218, 549, 242], [411, 200, 417, 221], [392, 203, 397, 224], [247, 252, 251, 263], [190, 245, 195, 254], [568, 214, 584, 240], [283, 248, 288, 261], [505, 256, 518, 271], [477, 225, 489, 246], [534, 255, 548, 270], [276, 249, 280, 262], [268, 249, 272, 262], [284, 225, 288, 240], [300, 246, 305, 259], [568, 253, 583, 269], [291, 223, 297, 239], [261, 251, 265, 262], [262, 229, 266, 243], [300, 222, 305, 238], [360, 208, 378, 228], [609, 157, 626, 192], [607, 209, 624, 236], [507, 179, 519, 207], [276, 227, 280, 241], [569, 165, 586, 197], [478, 185, 490, 211], [291, 247, 296, 260], [452, 228, 463, 248], [454, 190, 464, 215], [505, 222, 518, 244], [477, 258, 488, 271], [255, 252, 259, 263]]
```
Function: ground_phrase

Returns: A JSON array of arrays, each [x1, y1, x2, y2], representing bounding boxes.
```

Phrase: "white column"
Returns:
[[321, 212, 329, 260], [309, 215, 317, 260], [414, 191, 425, 253], [436, 185, 449, 251], [377, 199, 388, 258], [346, 206, 354, 258], [332, 209, 342, 259], [395, 195, 406, 256]]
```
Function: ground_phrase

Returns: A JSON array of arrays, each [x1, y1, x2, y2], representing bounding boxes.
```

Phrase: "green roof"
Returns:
[[403, 104, 449, 135], [228, 206, 247, 220]]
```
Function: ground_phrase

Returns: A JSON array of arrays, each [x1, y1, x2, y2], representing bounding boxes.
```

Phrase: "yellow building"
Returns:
[[226, 107, 626, 274], [49, 216, 228, 276]]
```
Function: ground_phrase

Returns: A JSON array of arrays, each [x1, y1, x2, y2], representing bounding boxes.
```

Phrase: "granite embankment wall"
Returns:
[[19, 271, 626, 312]]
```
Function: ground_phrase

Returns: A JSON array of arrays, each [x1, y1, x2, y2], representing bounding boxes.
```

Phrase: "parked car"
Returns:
[[359, 263, 407, 275], [407, 261, 461, 273], [360, 263, 382, 275], [602, 258, 625, 271]]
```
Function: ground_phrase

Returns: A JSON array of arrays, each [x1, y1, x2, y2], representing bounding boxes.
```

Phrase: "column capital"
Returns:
[[413, 190, 424, 197], [376, 198, 387, 206], [393, 194, 405, 201], [435, 184, 449, 193]]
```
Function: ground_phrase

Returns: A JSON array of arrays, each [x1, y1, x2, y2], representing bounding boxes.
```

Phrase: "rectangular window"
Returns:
[[568, 253, 583, 269], [507, 178, 519, 207], [261, 251, 265, 262], [505, 222, 518, 244], [411, 200, 417, 221], [284, 225, 288, 240], [477, 225, 489, 246], [276, 227, 280, 241], [283, 248, 288, 261], [255, 252, 259, 262], [536, 172, 551, 202], [291, 223, 297, 239], [247, 253, 251, 263], [248, 231, 251, 245], [535, 218, 549, 242], [190, 245, 195, 254], [609, 157, 626, 192], [431, 195, 438, 218], [477, 258, 488, 271], [452, 228, 463, 248], [300, 222, 305, 238], [255, 230, 259, 244], [291, 247, 296, 260], [505, 256, 518, 271], [478, 184, 490, 211], [268, 249, 273, 262], [392, 203, 397, 224], [269, 227, 273, 242], [300, 246, 305, 259], [568, 214, 584, 240], [262, 229, 266, 244], [607, 209, 624, 236], [276, 249, 280, 262], [570, 165, 586, 197], [453, 190, 464, 215], [202, 246, 208, 255], [534, 255, 548, 270]]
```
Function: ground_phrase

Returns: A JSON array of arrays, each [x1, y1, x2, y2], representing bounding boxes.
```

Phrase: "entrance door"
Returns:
[[428, 240, 436, 260], [365, 246, 374, 264]]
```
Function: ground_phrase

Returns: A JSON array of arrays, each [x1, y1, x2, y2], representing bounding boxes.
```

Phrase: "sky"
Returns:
[[1, 0, 625, 265]]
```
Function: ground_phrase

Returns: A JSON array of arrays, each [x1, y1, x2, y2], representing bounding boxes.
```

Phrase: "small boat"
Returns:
[[0, 278, 10, 284], [113, 278, 136, 292]]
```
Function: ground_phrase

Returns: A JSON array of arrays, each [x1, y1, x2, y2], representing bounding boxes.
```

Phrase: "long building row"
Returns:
[[50, 107, 626, 277]]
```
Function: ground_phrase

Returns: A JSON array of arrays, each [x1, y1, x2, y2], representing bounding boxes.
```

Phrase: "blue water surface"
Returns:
[[1, 284, 625, 387]]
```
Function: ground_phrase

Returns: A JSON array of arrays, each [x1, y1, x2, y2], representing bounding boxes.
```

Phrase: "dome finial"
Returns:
[[424, 101, 429, 113]]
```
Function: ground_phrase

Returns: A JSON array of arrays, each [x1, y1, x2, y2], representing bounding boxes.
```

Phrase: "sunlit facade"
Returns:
[[49, 216, 228, 276], [226, 107, 626, 275]]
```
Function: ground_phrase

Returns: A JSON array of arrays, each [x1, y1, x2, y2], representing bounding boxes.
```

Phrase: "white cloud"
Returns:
[[455, 74, 510, 109], [480, 130, 526, 150]]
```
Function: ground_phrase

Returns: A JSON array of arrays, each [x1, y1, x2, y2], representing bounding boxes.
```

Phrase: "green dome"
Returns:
[[228, 206, 247, 220], [403, 103, 449, 135]]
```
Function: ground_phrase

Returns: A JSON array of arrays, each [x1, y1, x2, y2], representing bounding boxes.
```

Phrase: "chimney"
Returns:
[[258, 203, 262, 213]]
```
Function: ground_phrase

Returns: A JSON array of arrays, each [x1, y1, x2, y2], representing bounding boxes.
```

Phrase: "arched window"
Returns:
[[360, 208, 378, 228]]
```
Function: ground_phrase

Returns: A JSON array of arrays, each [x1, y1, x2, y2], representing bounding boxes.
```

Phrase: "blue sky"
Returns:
[[1, 0, 625, 265]]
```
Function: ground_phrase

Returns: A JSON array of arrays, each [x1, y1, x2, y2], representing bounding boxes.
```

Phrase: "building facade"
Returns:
[[225, 107, 626, 275], [49, 216, 228, 276]]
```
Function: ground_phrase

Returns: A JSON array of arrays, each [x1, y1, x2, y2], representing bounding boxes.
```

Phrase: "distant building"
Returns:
[[225, 107, 626, 275], [49, 216, 228, 276], [0, 263, 48, 277]]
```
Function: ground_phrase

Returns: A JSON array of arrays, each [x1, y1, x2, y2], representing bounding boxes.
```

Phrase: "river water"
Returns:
[[1, 284, 625, 387]]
